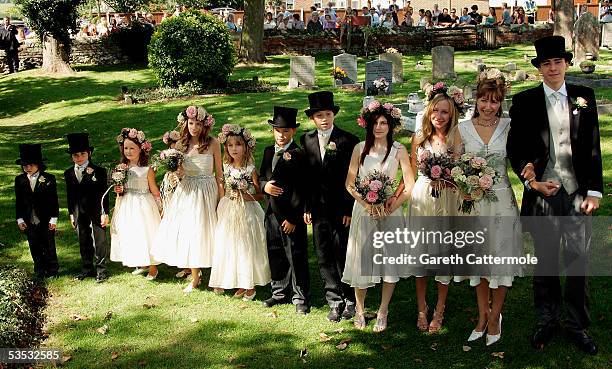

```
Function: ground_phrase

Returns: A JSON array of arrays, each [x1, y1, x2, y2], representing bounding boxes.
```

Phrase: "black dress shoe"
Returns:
[[95, 273, 108, 283], [567, 330, 598, 355], [295, 303, 310, 315], [327, 307, 343, 322], [74, 272, 95, 281], [263, 298, 287, 308], [531, 323, 557, 350], [341, 304, 356, 320]]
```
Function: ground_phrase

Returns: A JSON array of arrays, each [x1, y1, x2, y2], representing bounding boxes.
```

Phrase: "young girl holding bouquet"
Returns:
[[153, 106, 224, 293], [208, 124, 271, 300], [342, 101, 414, 332], [110, 128, 161, 280]]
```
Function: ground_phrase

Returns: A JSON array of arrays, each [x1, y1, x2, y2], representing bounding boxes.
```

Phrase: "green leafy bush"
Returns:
[[0, 266, 49, 348], [148, 10, 236, 88]]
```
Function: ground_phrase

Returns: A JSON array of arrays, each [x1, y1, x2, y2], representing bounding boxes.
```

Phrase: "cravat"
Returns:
[[318, 132, 329, 161], [272, 147, 284, 170]]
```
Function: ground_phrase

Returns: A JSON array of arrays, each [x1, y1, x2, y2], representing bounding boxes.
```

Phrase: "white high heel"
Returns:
[[486, 314, 502, 346], [467, 321, 488, 342]]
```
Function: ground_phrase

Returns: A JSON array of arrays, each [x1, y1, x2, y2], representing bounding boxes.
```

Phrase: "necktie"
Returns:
[[272, 147, 283, 170], [75, 165, 86, 182], [28, 174, 37, 191], [318, 132, 329, 160]]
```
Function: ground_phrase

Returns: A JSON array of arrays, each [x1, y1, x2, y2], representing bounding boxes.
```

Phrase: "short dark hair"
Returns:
[[471, 5, 478, 11]]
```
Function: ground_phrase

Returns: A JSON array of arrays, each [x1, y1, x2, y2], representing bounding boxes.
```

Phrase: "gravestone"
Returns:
[[432, 46, 456, 79], [419, 77, 430, 90], [574, 12, 600, 63], [379, 52, 403, 83], [601, 22, 612, 49], [513, 70, 527, 82], [288, 56, 315, 88], [365, 60, 393, 96], [503, 62, 517, 72], [332, 53, 358, 85], [476, 64, 487, 73]]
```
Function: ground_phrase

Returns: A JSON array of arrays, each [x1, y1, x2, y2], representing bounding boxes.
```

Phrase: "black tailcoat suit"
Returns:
[[300, 126, 359, 308], [15, 171, 59, 277], [64, 162, 110, 277], [507, 83, 603, 333], [259, 141, 310, 305]]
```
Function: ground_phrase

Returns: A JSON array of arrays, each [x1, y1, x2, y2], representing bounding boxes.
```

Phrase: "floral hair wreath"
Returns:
[[218, 124, 257, 149], [423, 81, 465, 114], [115, 128, 153, 152], [162, 130, 180, 145], [357, 100, 402, 131], [477, 68, 511, 95], [177, 105, 215, 128]]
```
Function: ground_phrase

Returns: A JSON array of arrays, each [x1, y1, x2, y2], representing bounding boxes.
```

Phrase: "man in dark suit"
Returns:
[[301, 91, 359, 322], [260, 106, 311, 315], [15, 144, 59, 278], [2, 17, 20, 73], [507, 36, 602, 355], [64, 133, 110, 283]]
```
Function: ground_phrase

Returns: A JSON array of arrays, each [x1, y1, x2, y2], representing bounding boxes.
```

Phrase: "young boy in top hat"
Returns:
[[300, 91, 359, 322], [14, 144, 59, 278], [260, 106, 311, 315], [64, 133, 110, 283], [507, 35, 602, 355]]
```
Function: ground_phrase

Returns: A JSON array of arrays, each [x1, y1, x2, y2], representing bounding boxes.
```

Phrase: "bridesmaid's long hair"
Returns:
[[223, 134, 254, 167], [360, 112, 394, 166], [414, 93, 459, 149], [120, 137, 149, 166], [177, 119, 212, 154]]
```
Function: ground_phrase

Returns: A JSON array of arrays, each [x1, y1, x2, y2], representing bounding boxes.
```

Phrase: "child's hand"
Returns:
[[114, 185, 124, 194], [264, 180, 283, 197], [342, 216, 351, 227], [100, 214, 109, 227], [70, 214, 76, 229], [281, 220, 295, 234], [303, 212, 312, 225], [48, 223, 57, 231], [18, 223, 27, 231]]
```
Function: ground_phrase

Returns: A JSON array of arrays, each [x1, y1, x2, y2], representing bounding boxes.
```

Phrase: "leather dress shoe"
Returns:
[[295, 303, 310, 315], [95, 273, 109, 283], [531, 323, 557, 350], [567, 330, 598, 355], [327, 307, 343, 322], [341, 304, 356, 320], [263, 297, 286, 308], [74, 272, 95, 281]]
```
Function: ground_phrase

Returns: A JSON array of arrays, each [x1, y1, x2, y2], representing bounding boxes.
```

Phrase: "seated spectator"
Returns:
[[547, 8, 555, 24], [276, 13, 286, 29], [501, 2, 511, 26], [437, 8, 453, 27], [458, 7, 471, 25], [226, 13, 238, 32], [513, 7, 525, 24], [87, 22, 97, 36], [389, 0, 400, 26], [401, 11, 414, 27], [449, 8, 459, 25], [280, 5, 292, 19], [362, 7, 369, 17], [432, 3, 441, 25], [323, 14, 336, 29], [308, 6, 318, 23], [264, 12, 276, 30], [485, 7, 498, 25], [602, 8, 612, 23], [307, 12, 323, 33], [424, 10, 434, 28], [468, 5, 482, 25], [381, 13, 395, 29], [288, 14, 305, 29], [369, 8, 380, 27], [416, 9, 427, 27]]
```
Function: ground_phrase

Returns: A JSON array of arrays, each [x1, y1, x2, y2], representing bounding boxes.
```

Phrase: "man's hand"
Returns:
[[48, 223, 57, 231], [580, 196, 600, 215], [521, 162, 536, 182], [101, 214, 109, 227], [281, 220, 296, 234], [342, 216, 351, 227], [303, 212, 312, 225], [264, 180, 283, 197], [18, 223, 27, 231], [70, 214, 77, 229], [531, 180, 560, 197]]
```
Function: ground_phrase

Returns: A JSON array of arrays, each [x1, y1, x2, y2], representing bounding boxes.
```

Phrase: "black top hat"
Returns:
[[531, 35, 573, 68], [304, 91, 340, 117], [16, 144, 44, 165], [268, 106, 300, 128], [66, 132, 94, 154]]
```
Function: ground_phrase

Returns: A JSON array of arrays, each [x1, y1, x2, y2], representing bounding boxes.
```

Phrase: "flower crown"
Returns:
[[162, 130, 180, 145], [423, 82, 465, 113], [357, 100, 402, 130], [218, 124, 256, 149], [115, 128, 153, 152], [177, 105, 215, 127], [477, 68, 511, 94]]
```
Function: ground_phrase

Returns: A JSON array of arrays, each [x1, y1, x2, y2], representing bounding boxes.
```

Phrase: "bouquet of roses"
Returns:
[[369, 77, 390, 96], [110, 163, 129, 187], [354, 170, 396, 218], [416, 149, 455, 198], [450, 153, 499, 214], [223, 170, 254, 201], [152, 149, 185, 172]]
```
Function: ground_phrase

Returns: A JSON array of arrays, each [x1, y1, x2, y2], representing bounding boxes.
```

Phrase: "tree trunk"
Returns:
[[42, 35, 74, 74], [242, 0, 265, 63], [553, 0, 574, 50]]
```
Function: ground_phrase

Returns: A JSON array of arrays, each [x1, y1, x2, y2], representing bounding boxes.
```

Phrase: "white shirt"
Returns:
[[272, 140, 294, 170], [17, 172, 58, 226], [317, 127, 334, 160], [74, 160, 89, 183]]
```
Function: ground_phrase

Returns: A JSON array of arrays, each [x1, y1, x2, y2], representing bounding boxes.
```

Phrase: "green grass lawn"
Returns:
[[0, 45, 610, 369]]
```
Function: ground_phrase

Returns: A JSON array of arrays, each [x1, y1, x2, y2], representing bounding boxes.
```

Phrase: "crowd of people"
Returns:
[[14, 35, 601, 355]]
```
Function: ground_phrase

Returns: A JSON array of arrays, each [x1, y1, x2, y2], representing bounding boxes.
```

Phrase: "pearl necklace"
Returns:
[[474, 116, 499, 127]]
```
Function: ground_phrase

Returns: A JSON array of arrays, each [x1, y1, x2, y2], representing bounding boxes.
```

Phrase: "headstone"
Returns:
[[513, 70, 527, 82], [415, 61, 426, 71], [365, 60, 393, 96], [503, 62, 517, 72], [432, 46, 456, 79], [419, 77, 430, 90], [555, 0, 575, 49], [288, 56, 315, 88], [602, 22, 612, 49], [574, 12, 600, 63], [333, 53, 358, 85], [363, 96, 376, 108], [463, 85, 473, 101], [379, 52, 403, 83], [476, 64, 487, 73]]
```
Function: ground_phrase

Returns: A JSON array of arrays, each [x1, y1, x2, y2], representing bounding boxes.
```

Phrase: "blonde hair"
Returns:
[[223, 134, 254, 167], [414, 93, 459, 148]]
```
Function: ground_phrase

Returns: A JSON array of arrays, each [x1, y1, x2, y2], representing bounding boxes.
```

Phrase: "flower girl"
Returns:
[[153, 106, 224, 293], [208, 124, 271, 300], [110, 128, 161, 280]]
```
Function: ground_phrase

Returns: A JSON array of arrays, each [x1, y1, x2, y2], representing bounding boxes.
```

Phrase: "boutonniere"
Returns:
[[325, 141, 337, 157], [282, 151, 292, 161], [571, 97, 588, 115], [85, 167, 94, 175], [38, 176, 46, 184]]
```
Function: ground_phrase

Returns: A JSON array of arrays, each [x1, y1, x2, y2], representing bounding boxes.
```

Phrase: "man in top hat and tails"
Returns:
[[301, 91, 359, 322], [64, 133, 110, 283], [507, 35, 602, 355], [260, 106, 311, 315], [15, 144, 59, 278]]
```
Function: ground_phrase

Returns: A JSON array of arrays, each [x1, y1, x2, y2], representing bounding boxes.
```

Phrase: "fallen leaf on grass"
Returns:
[[69, 314, 90, 321], [96, 324, 109, 335], [228, 356, 236, 363], [111, 352, 119, 360], [61, 354, 72, 363], [143, 303, 156, 309], [265, 311, 278, 318], [491, 351, 504, 359], [462, 345, 472, 352], [333, 328, 345, 334], [319, 332, 332, 342], [336, 338, 351, 350], [299, 348, 308, 358], [104, 311, 113, 320], [430, 343, 438, 351]]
